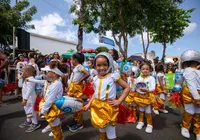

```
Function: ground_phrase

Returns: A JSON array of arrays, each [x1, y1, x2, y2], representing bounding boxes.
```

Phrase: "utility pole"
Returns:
[[13, 0, 18, 60]]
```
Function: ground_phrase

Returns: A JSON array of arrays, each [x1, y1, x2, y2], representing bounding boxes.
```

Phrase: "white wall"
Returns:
[[30, 34, 76, 55]]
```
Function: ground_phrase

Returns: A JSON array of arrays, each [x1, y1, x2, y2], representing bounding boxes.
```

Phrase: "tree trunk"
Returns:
[[161, 42, 167, 63], [141, 32, 146, 59], [76, 0, 84, 52], [123, 32, 128, 59], [76, 25, 83, 52]]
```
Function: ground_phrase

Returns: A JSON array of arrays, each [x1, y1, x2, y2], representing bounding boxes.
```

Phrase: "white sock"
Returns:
[[27, 118, 31, 123], [31, 115, 38, 125]]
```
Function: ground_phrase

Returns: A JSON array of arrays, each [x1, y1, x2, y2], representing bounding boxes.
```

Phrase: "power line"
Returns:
[[41, 0, 68, 14]]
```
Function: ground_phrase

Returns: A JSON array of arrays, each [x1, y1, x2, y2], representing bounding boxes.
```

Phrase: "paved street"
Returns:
[[0, 94, 195, 140]]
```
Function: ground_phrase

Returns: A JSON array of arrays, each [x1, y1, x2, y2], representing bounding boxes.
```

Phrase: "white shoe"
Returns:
[[42, 125, 51, 133], [196, 134, 200, 140], [181, 127, 190, 138], [159, 109, 168, 114], [153, 108, 159, 115], [136, 122, 144, 130], [49, 132, 53, 137], [145, 124, 153, 134], [41, 115, 45, 119]]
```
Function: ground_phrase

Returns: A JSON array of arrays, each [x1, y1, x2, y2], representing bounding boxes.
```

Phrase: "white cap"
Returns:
[[41, 66, 63, 76]]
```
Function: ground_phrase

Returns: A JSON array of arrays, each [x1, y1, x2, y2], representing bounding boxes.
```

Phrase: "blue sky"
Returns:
[[11, 0, 200, 58]]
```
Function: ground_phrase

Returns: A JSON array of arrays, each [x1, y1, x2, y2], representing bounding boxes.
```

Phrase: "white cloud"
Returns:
[[29, 13, 77, 42], [135, 32, 153, 45], [176, 47, 181, 51], [86, 32, 102, 45], [71, 12, 78, 19], [167, 45, 174, 50], [184, 22, 197, 35], [64, 0, 73, 4]]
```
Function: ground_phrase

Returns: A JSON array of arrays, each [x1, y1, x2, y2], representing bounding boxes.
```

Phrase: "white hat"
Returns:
[[94, 52, 114, 74], [180, 50, 200, 63], [41, 66, 63, 76]]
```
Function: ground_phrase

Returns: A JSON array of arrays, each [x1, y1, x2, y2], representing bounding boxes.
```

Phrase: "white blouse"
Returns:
[[136, 76, 156, 94], [183, 67, 200, 100], [69, 64, 85, 83], [127, 76, 136, 92], [156, 73, 166, 85], [22, 76, 36, 103], [93, 72, 120, 100]]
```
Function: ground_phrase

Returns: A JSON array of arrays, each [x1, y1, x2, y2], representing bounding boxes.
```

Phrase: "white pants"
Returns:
[[184, 103, 200, 115], [50, 117, 61, 127], [24, 103, 35, 118], [24, 102, 38, 124], [18, 79, 23, 88], [131, 104, 137, 107], [159, 93, 166, 100], [138, 105, 152, 114], [99, 124, 116, 139]]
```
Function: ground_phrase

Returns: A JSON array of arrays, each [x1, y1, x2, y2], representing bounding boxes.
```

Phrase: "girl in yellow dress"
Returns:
[[67, 53, 90, 132], [153, 62, 168, 115], [134, 62, 156, 134], [125, 66, 140, 121], [84, 52, 130, 140]]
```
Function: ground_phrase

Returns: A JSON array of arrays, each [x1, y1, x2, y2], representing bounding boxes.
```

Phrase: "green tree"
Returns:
[[151, 7, 194, 62], [78, 0, 185, 59], [86, 0, 138, 59], [95, 46, 108, 53], [67, 49, 76, 52], [136, 0, 184, 59], [70, 0, 98, 52], [0, 0, 37, 49]]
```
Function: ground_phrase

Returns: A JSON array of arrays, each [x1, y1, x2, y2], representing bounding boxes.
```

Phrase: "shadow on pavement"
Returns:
[[64, 130, 98, 140], [118, 133, 143, 140], [2, 97, 21, 105], [153, 115, 167, 130], [0, 110, 24, 131], [167, 107, 181, 116]]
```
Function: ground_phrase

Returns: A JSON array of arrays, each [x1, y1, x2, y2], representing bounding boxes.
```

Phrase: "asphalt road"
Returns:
[[0, 95, 195, 140]]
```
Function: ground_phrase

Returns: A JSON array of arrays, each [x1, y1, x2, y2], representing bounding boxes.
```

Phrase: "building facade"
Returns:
[[30, 33, 77, 55]]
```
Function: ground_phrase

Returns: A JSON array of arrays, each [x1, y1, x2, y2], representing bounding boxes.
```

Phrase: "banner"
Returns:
[[165, 73, 175, 89]]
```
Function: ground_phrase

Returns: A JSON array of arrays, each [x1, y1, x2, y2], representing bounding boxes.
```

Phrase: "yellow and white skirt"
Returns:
[[181, 86, 200, 104], [40, 100, 64, 123], [125, 92, 137, 104], [90, 99, 119, 129], [155, 84, 166, 94], [134, 92, 156, 107], [68, 82, 84, 98]]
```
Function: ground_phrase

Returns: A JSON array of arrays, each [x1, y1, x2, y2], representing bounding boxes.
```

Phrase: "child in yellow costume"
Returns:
[[84, 52, 130, 140], [67, 53, 90, 132], [153, 63, 168, 115], [134, 62, 156, 134], [28, 61, 64, 140], [180, 50, 200, 140], [125, 66, 140, 121]]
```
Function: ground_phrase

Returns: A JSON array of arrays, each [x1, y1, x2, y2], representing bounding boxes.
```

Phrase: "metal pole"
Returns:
[[13, 27, 15, 60]]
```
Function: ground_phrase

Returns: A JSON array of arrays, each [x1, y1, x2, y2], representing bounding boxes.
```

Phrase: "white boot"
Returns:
[[181, 127, 190, 138], [42, 125, 51, 133], [153, 108, 159, 115], [136, 122, 144, 130], [159, 109, 168, 114], [197, 134, 200, 140], [49, 132, 53, 137], [145, 124, 153, 134]]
